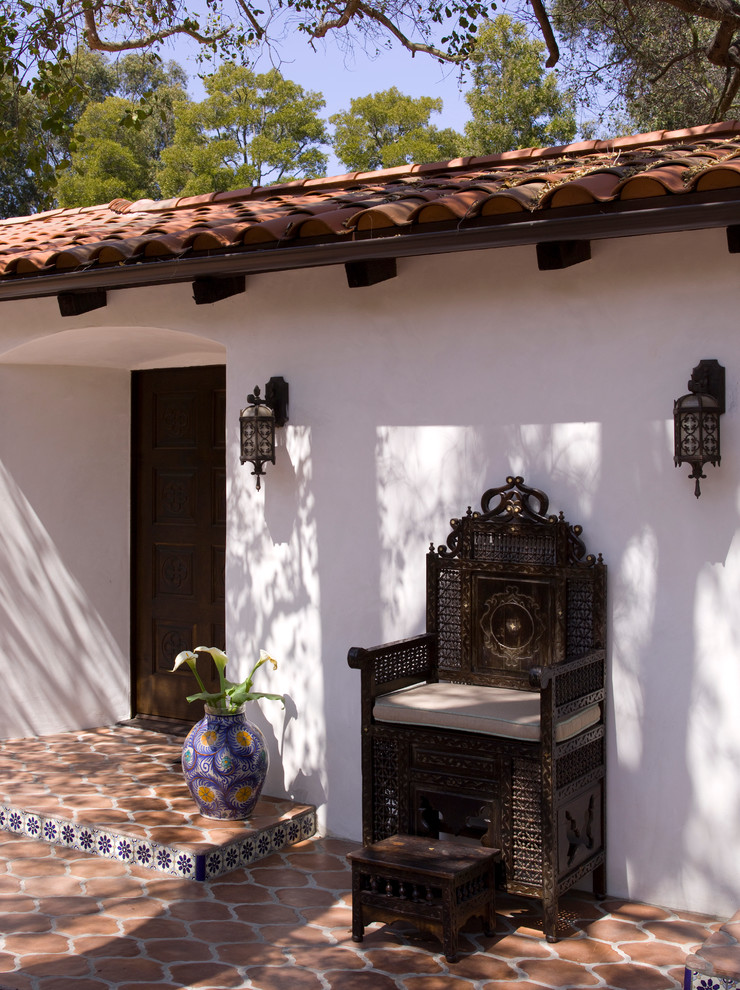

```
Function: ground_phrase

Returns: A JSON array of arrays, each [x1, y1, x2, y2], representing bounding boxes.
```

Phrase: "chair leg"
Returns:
[[593, 862, 607, 899], [543, 893, 559, 943]]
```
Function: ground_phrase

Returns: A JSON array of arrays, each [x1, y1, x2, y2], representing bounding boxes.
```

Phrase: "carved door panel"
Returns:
[[132, 366, 226, 720]]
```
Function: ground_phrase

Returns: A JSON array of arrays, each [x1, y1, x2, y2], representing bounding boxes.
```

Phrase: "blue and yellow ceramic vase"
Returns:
[[182, 703, 269, 820]]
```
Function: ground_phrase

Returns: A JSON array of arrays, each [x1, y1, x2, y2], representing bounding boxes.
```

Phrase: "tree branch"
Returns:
[[308, 0, 466, 61], [82, 5, 230, 53], [528, 0, 560, 66]]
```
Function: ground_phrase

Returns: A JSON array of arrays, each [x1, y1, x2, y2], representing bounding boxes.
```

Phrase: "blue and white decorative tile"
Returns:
[[255, 829, 272, 858], [685, 973, 740, 990], [270, 823, 287, 851], [113, 835, 135, 863], [222, 843, 241, 873], [173, 850, 196, 879], [7, 808, 24, 833], [95, 830, 115, 858], [59, 821, 77, 847], [23, 812, 42, 840], [134, 841, 154, 870], [286, 819, 301, 844], [153, 844, 175, 874], [205, 849, 224, 879], [75, 826, 97, 854], [240, 837, 256, 866], [300, 811, 316, 839], [42, 818, 60, 844]]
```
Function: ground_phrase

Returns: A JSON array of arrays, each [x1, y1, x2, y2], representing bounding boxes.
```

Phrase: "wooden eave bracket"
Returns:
[[57, 288, 107, 317], [536, 240, 591, 271], [345, 257, 397, 288], [192, 275, 246, 305], [726, 225, 740, 252]]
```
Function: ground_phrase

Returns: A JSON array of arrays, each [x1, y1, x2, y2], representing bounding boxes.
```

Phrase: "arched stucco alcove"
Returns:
[[0, 321, 226, 739]]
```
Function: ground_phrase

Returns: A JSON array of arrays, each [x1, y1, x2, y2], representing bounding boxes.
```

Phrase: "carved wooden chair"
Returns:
[[348, 477, 607, 941]]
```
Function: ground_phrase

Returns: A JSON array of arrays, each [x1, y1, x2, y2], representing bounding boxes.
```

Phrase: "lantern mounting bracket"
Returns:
[[687, 359, 725, 414]]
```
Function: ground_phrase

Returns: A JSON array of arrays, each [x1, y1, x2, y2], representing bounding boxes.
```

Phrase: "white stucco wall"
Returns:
[[0, 224, 738, 917]]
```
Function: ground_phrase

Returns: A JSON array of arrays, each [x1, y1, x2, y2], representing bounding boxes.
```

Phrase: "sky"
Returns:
[[169, 12, 476, 174]]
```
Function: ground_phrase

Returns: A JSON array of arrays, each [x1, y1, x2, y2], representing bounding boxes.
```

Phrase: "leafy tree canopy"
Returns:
[[552, 0, 740, 130], [330, 87, 462, 171], [463, 15, 576, 154], [157, 63, 328, 196]]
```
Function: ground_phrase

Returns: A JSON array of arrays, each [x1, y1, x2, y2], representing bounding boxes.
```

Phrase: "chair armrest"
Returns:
[[348, 633, 437, 698], [529, 649, 606, 713]]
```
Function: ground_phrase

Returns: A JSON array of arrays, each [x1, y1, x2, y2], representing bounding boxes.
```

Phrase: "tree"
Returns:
[[552, 0, 740, 129], [53, 54, 189, 207], [157, 64, 328, 196], [330, 88, 462, 171], [463, 16, 576, 154]]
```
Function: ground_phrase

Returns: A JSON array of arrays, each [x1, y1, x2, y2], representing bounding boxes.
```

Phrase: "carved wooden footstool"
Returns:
[[347, 834, 499, 962]]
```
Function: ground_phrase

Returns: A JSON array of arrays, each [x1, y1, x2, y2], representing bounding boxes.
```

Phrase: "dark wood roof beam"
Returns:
[[57, 288, 108, 317], [345, 258, 397, 288], [725, 225, 740, 253], [192, 275, 246, 305], [536, 240, 591, 271]]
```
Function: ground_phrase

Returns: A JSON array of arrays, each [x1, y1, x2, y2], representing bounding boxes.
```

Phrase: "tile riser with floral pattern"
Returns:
[[0, 803, 316, 881]]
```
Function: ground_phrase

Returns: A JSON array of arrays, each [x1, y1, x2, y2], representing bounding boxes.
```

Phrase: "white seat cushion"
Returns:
[[373, 681, 600, 742]]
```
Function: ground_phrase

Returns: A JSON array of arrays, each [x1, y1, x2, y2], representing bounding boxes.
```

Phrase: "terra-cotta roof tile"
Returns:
[[4, 122, 740, 289]]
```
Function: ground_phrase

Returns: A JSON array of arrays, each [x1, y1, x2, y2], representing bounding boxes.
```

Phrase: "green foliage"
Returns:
[[55, 96, 159, 206], [463, 15, 577, 155], [0, 0, 494, 202], [330, 87, 462, 171], [157, 63, 328, 195], [53, 55, 189, 208], [553, 0, 740, 130]]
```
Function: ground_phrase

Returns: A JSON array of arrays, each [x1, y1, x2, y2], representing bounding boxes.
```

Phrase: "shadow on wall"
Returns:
[[0, 459, 127, 739]]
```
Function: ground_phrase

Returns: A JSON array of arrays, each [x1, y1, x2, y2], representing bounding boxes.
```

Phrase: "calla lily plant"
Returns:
[[171, 646, 285, 713]]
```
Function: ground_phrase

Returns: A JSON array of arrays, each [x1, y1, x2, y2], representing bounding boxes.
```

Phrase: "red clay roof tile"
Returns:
[[3, 122, 740, 288]]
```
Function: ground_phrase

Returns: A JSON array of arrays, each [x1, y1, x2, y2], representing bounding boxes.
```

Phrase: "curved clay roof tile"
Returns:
[[410, 189, 492, 224], [693, 161, 740, 190]]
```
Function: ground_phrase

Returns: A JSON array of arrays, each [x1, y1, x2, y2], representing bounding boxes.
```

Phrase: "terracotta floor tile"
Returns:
[[643, 919, 714, 944], [204, 880, 274, 904], [618, 939, 688, 966], [591, 962, 678, 989], [519, 957, 601, 986], [584, 918, 649, 942], [3, 932, 72, 955], [2, 913, 53, 935], [360, 947, 442, 974], [290, 945, 367, 970], [300, 905, 354, 927], [277, 886, 338, 907], [0, 727, 726, 990], [167, 900, 235, 922], [242, 965, 324, 989], [552, 936, 625, 963], [401, 979, 478, 990], [53, 915, 121, 937], [86, 956, 168, 983], [449, 952, 520, 980], [325, 971, 401, 989], [167, 961, 246, 988], [9, 952, 90, 978]]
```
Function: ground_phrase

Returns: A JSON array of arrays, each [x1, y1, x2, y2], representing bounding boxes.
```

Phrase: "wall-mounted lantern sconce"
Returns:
[[239, 376, 289, 490], [674, 359, 725, 498]]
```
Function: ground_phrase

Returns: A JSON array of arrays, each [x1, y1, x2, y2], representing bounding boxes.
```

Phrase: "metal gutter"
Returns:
[[1, 196, 739, 303]]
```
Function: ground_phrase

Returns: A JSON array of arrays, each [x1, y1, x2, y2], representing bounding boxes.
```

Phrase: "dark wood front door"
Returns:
[[132, 366, 226, 721]]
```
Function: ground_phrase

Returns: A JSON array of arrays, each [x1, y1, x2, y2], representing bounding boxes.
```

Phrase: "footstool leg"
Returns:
[[351, 870, 365, 943]]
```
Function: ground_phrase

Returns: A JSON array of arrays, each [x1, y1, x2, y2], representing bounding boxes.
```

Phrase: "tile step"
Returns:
[[0, 723, 316, 881]]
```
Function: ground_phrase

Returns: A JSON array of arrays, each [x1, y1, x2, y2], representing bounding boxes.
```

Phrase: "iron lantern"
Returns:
[[239, 376, 289, 491], [673, 360, 724, 498]]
